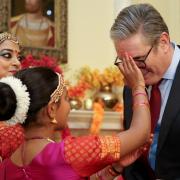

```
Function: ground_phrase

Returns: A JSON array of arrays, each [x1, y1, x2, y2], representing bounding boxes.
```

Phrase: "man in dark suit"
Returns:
[[111, 3, 180, 180]]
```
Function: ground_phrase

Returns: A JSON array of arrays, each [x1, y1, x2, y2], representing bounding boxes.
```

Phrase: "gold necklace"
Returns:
[[25, 136, 55, 143], [46, 138, 55, 143]]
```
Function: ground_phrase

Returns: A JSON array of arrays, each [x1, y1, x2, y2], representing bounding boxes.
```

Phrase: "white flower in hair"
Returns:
[[0, 76, 30, 125]]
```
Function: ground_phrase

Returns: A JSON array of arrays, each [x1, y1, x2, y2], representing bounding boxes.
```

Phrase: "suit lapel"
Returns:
[[157, 61, 180, 153]]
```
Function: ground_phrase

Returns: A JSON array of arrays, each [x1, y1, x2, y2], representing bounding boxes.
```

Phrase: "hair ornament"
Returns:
[[50, 73, 65, 103], [0, 76, 30, 125], [0, 32, 19, 44]]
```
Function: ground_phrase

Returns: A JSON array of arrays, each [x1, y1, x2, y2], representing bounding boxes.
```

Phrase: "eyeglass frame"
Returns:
[[114, 46, 153, 69]]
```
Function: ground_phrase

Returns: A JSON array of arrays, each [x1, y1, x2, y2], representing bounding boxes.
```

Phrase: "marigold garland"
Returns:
[[90, 102, 104, 135], [67, 81, 90, 99], [89, 100, 123, 134]]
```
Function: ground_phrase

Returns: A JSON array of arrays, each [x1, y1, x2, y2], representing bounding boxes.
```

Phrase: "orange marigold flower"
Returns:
[[90, 102, 104, 135]]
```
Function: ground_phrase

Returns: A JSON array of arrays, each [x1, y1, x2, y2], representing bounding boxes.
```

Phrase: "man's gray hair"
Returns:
[[111, 3, 169, 45]]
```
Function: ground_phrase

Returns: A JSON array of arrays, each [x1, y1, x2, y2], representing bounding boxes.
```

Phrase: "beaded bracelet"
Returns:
[[133, 92, 147, 97], [133, 102, 149, 109], [133, 100, 149, 105]]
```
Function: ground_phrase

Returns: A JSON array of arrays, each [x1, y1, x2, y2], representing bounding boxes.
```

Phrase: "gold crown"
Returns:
[[0, 32, 19, 44], [50, 74, 65, 103]]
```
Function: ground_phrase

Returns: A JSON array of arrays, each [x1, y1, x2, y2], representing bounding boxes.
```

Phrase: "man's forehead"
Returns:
[[115, 38, 148, 57], [116, 45, 143, 57], [115, 33, 148, 48]]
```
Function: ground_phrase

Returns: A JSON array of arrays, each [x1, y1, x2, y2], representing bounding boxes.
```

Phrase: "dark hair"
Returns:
[[0, 83, 17, 120], [0, 67, 59, 127]]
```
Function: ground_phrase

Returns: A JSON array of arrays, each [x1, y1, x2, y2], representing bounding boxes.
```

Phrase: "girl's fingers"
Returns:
[[128, 56, 144, 79], [121, 53, 131, 73], [128, 56, 142, 75], [122, 57, 129, 73], [124, 53, 133, 71], [129, 56, 138, 70], [117, 52, 145, 89]]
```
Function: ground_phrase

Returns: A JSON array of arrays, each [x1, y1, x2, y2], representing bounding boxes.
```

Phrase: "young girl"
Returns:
[[0, 58, 150, 179]]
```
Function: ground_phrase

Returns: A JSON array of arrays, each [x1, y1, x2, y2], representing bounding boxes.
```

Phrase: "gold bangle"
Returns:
[[133, 85, 145, 91], [133, 87, 148, 94], [133, 82, 145, 91]]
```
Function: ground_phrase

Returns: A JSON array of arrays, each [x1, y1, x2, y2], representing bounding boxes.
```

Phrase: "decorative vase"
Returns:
[[69, 98, 82, 110], [95, 85, 118, 110]]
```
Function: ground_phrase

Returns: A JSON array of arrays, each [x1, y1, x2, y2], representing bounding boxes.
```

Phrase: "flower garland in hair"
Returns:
[[0, 76, 30, 125]]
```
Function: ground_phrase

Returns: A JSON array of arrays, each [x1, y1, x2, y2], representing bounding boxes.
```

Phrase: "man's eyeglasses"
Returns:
[[114, 46, 153, 69]]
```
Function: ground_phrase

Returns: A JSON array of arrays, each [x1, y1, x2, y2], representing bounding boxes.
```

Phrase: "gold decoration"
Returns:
[[95, 85, 119, 110], [51, 118, 57, 124], [50, 74, 65, 103], [0, 32, 19, 44], [99, 136, 120, 160], [69, 98, 82, 110]]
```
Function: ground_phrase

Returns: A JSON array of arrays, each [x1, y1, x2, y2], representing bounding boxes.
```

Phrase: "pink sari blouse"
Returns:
[[0, 135, 120, 180]]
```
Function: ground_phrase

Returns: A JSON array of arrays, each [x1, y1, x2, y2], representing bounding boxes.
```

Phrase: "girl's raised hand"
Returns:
[[117, 53, 145, 89]]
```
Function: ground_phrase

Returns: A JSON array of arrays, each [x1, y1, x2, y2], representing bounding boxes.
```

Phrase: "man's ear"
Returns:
[[47, 102, 57, 119], [159, 32, 170, 52]]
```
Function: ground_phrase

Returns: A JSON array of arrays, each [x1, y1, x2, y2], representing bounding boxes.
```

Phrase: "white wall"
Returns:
[[66, 0, 116, 79]]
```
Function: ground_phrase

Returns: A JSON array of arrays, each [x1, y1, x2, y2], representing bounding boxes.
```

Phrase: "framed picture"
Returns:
[[0, 0, 67, 63]]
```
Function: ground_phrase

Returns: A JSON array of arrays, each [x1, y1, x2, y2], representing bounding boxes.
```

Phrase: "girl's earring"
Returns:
[[51, 118, 57, 124]]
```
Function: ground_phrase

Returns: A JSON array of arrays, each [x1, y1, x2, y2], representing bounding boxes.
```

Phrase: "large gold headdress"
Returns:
[[0, 32, 19, 44]]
